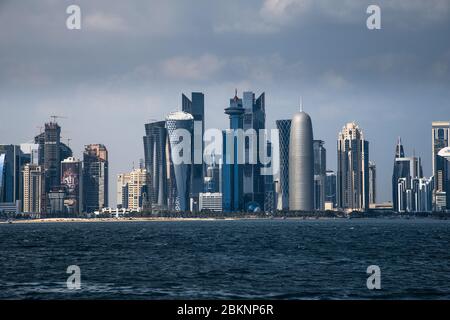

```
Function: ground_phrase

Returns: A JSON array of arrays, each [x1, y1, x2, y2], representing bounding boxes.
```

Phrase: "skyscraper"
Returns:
[[325, 170, 337, 208], [222, 92, 245, 212], [127, 168, 150, 212], [369, 161, 377, 205], [242, 91, 266, 209], [44, 122, 61, 192], [34, 122, 72, 212], [432, 121, 450, 210], [313, 140, 326, 211], [392, 138, 424, 212], [276, 120, 291, 211], [22, 163, 44, 214], [166, 111, 194, 211], [289, 110, 314, 211], [204, 154, 220, 193], [61, 157, 83, 215], [117, 173, 131, 209], [143, 121, 167, 209], [182, 92, 205, 210], [436, 147, 450, 211], [0, 145, 24, 205], [83, 144, 108, 213], [337, 122, 369, 212]]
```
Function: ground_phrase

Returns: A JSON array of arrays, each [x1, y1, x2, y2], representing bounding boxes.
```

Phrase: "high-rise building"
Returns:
[[48, 188, 66, 215], [43, 122, 61, 192], [117, 173, 131, 209], [337, 122, 369, 212], [276, 120, 291, 211], [313, 140, 326, 211], [397, 176, 433, 213], [391, 138, 428, 212], [20, 144, 40, 166], [143, 121, 168, 209], [263, 141, 275, 213], [182, 92, 205, 211], [34, 122, 72, 212], [432, 121, 450, 209], [289, 110, 314, 211], [325, 170, 337, 208], [204, 154, 220, 193], [222, 92, 245, 212], [22, 164, 44, 214], [435, 147, 450, 211], [0, 145, 24, 205], [369, 161, 377, 205], [166, 111, 194, 211], [127, 168, 150, 212], [61, 157, 83, 215], [242, 91, 266, 209], [83, 144, 108, 213]]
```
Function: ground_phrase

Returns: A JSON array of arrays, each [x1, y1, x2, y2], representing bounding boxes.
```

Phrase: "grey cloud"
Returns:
[[1, 0, 449, 205]]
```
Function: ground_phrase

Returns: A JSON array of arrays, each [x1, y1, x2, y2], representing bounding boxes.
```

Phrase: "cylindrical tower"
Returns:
[[289, 111, 314, 211], [166, 111, 194, 212]]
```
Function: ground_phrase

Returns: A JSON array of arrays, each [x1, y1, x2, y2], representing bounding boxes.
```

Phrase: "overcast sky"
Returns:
[[1, 0, 449, 205]]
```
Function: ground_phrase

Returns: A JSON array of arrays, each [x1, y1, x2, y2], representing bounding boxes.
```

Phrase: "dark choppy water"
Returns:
[[1, 218, 450, 300]]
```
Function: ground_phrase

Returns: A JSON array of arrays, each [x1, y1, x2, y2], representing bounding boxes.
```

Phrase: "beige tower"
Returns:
[[337, 122, 370, 212], [22, 164, 44, 213]]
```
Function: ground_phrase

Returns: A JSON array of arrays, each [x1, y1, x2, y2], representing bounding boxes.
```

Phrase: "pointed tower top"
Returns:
[[395, 136, 405, 158], [300, 96, 304, 112]]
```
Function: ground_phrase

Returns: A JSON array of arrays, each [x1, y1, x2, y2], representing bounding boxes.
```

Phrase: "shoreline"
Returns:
[[0, 215, 446, 224], [0, 217, 320, 224]]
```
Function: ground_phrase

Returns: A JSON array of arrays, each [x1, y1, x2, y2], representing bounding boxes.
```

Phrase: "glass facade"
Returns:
[[276, 120, 291, 211], [222, 93, 245, 212]]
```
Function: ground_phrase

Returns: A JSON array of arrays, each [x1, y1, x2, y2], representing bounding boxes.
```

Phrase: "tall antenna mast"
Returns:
[[300, 96, 304, 112]]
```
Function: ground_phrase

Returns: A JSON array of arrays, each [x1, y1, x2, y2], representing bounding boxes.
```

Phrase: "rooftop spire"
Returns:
[[300, 96, 303, 112]]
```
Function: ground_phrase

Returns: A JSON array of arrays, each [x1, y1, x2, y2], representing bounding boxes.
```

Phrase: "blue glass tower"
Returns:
[[222, 91, 245, 212], [182, 92, 205, 211]]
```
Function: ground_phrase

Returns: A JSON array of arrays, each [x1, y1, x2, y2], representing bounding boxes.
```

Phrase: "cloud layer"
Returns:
[[1, 0, 449, 205]]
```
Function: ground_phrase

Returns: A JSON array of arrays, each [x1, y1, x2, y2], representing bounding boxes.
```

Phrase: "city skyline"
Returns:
[[1, 1, 450, 206], [1, 93, 449, 210]]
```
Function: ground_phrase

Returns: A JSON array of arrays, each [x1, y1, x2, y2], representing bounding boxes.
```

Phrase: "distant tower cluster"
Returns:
[[392, 137, 433, 212], [4, 90, 450, 218]]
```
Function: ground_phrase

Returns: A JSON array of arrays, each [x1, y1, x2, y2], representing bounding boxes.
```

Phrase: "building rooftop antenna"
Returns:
[[300, 96, 304, 112]]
